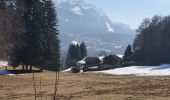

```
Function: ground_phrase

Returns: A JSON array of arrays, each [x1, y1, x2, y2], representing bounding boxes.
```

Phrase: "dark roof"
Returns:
[[85, 57, 101, 62], [110, 55, 121, 60]]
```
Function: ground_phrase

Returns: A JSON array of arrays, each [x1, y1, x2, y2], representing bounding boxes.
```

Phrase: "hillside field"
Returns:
[[0, 68, 170, 100]]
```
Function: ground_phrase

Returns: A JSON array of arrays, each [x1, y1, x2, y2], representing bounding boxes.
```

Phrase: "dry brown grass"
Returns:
[[0, 67, 170, 100]]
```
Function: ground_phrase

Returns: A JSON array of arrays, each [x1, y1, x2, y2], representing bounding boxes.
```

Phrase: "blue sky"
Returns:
[[56, 0, 170, 29], [85, 0, 170, 29]]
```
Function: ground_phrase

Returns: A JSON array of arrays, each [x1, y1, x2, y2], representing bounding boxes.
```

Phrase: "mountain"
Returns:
[[57, 0, 136, 56]]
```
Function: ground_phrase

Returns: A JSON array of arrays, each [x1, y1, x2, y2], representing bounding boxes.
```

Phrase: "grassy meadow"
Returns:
[[0, 67, 170, 100]]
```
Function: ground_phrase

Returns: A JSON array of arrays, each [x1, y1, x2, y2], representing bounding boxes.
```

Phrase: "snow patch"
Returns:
[[0, 61, 8, 67], [114, 45, 122, 49], [71, 40, 79, 45], [116, 54, 124, 58], [96, 64, 170, 76], [77, 60, 86, 64], [71, 6, 84, 16], [98, 56, 105, 62], [106, 23, 114, 32], [62, 68, 72, 72]]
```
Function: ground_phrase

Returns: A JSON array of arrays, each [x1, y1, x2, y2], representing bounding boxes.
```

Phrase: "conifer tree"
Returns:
[[7, 1, 25, 67], [9, 0, 60, 70], [0, 0, 60, 70], [42, 0, 60, 70], [133, 15, 170, 63], [75, 44, 81, 60], [65, 44, 75, 67], [0, 0, 8, 60], [65, 43, 82, 67], [80, 42, 87, 59], [123, 45, 132, 62], [11, 0, 43, 68]]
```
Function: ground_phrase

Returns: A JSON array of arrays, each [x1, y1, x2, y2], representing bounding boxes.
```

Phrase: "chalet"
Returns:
[[85, 57, 101, 66], [78, 57, 101, 71], [101, 55, 122, 70], [103, 55, 121, 65], [75, 55, 122, 72]]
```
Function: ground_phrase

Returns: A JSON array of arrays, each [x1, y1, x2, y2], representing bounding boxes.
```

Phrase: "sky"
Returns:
[[56, 0, 170, 29], [85, 0, 170, 29]]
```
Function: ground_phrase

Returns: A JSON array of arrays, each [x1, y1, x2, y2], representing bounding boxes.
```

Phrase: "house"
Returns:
[[103, 55, 121, 65], [85, 57, 102, 66], [80, 57, 102, 71], [101, 55, 122, 70], [75, 55, 122, 72]]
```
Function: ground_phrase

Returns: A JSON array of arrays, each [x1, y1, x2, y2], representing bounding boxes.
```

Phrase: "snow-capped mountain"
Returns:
[[57, 0, 135, 56]]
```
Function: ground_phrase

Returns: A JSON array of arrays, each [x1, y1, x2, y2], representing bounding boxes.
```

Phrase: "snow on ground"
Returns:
[[62, 68, 72, 72], [96, 64, 170, 76], [0, 61, 8, 67], [77, 60, 85, 64], [71, 40, 79, 45]]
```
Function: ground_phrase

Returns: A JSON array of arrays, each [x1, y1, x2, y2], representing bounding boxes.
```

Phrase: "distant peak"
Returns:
[[59, 0, 93, 9]]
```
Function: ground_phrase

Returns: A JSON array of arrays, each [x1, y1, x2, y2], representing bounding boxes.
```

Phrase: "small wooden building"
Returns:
[[85, 57, 102, 66]]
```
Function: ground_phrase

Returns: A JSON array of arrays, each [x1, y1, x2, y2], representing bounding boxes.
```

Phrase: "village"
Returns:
[[71, 55, 122, 73]]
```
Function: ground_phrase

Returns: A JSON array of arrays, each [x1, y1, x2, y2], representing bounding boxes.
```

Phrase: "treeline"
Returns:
[[124, 15, 170, 64], [0, 0, 60, 70], [65, 42, 87, 68]]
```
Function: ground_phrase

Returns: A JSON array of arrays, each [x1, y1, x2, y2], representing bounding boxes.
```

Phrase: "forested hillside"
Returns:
[[126, 15, 170, 64]]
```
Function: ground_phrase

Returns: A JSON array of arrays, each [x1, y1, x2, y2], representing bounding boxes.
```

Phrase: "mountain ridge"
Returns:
[[56, 0, 135, 56]]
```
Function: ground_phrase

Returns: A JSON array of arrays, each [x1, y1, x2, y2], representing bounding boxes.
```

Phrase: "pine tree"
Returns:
[[0, 0, 61, 70], [65, 43, 82, 68], [75, 44, 81, 60], [0, 1, 15, 60], [16, 0, 35, 67], [10, 0, 60, 70], [11, 0, 42, 68], [42, 0, 60, 70], [65, 44, 75, 67], [0, 1, 24, 62], [7, 1, 25, 67], [0, 0, 8, 60], [80, 42, 87, 59], [123, 45, 132, 62]]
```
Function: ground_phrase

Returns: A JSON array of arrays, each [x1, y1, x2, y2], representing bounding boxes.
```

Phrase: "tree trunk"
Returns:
[[5, 66, 7, 70], [30, 66, 32, 71], [22, 65, 25, 70], [26, 65, 28, 71]]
